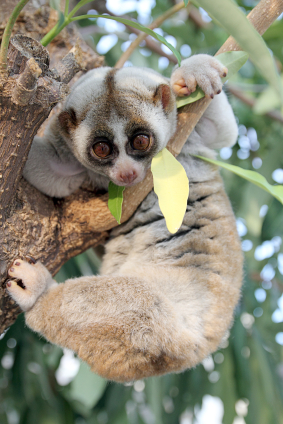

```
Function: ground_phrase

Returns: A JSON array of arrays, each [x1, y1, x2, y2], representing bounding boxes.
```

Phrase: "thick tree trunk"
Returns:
[[0, 3, 105, 331], [0, 0, 282, 333]]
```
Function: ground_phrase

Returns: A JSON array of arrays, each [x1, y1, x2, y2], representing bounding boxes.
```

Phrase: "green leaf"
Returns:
[[58, 11, 65, 27], [69, 361, 107, 410], [184, 0, 190, 5], [192, 0, 283, 106], [176, 51, 249, 108], [176, 87, 206, 108], [253, 74, 283, 114], [193, 154, 283, 205], [145, 378, 163, 424], [108, 181, 125, 224], [50, 0, 61, 11], [72, 14, 182, 65], [151, 148, 189, 233], [217, 51, 249, 83]]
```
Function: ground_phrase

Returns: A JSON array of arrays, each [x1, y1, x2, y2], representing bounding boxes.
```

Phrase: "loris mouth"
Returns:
[[112, 175, 144, 187]]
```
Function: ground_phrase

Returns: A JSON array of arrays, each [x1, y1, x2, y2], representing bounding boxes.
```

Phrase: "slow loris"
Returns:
[[7, 54, 243, 382]]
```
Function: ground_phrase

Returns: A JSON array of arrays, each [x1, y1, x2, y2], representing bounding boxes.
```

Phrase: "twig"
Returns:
[[227, 84, 283, 124], [188, 4, 211, 29], [77, 4, 179, 63], [250, 272, 283, 293], [106, 12, 177, 62], [115, 2, 185, 68]]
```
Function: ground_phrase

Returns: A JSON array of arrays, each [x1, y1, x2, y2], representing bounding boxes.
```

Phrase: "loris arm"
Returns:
[[170, 54, 238, 149], [23, 133, 87, 198]]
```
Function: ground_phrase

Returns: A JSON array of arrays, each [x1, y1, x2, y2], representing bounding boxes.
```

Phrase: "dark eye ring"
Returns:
[[131, 134, 152, 151], [91, 141, 112, 159]]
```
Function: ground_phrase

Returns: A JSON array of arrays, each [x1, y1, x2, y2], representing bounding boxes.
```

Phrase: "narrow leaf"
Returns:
[[108, 181, 125, 224], [58, 11, 65, 27], [176, 51, 249, 108], [217, 51, 249, 84], [50, 0, 61, 11], [253, 74, 283, 114], [72, 14, 182, 65], [194, 154, 283, 205], [193, 0, 283, 105], [151, 148, 189, 234], [69, 361, 107, 409], [184, 0, 190, 5]]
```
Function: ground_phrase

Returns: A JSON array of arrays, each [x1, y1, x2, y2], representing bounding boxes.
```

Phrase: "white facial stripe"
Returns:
[[72, 123, 92, 166], [108, 113, 128, 149], [107, 114, 146, 185]]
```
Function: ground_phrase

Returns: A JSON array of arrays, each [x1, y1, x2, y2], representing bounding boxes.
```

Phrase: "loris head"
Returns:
[[57, 67, 177, 187]]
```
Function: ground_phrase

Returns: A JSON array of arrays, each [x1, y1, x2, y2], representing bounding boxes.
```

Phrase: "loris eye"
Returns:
[[131, 134, 151, 151], [92, 142, 112, 158]]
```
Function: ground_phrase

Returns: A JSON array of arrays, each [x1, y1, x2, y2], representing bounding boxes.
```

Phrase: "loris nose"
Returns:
[[118, 170, 137, 184]]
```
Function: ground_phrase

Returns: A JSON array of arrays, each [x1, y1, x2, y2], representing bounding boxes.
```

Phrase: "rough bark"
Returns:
[[0, 3, 104, 331], [0, 0, 282, 333]]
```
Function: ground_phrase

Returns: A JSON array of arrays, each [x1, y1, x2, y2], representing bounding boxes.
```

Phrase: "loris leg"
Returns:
[[23, 136, 87, 198], [6, 260, 191, 382]]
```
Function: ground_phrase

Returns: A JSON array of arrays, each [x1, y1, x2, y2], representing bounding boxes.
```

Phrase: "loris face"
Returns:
[[58, 67, 177, 187]]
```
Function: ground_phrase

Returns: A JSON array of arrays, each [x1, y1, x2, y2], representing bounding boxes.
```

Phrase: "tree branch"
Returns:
[[227, 84, 283, 124], [0, 35, 72, 218], [102, 9, 179, 64], [115, 2, 185, 69]]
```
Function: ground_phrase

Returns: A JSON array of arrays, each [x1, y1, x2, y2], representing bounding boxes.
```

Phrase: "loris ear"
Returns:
[[58, 108, 77, 134], [153, 84, 175, 112]]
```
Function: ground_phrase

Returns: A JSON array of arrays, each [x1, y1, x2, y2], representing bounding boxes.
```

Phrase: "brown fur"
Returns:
[[10, 56, 243, 382], [21, 171, 242, 382]]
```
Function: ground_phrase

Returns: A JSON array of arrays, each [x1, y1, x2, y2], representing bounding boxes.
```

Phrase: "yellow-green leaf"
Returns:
[[108, 182, 125, 224], [253, 74, 283, 114], [194, 154, 283, 205], [151, 148, 189, 233], [176, 51, 249, 108]]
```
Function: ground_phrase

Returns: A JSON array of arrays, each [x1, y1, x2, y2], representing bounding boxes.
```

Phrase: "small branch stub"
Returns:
[[54, 40, 85, 84], [7, 34, 50, 76], [12, 58, 42, 105]]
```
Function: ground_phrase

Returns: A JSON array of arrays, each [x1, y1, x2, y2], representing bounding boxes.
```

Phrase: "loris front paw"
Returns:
[[6, 258, 55, 311], [171, 54, 228, 99]]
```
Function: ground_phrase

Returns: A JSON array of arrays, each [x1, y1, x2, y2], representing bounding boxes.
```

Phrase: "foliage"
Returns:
[[108, 182, 125, 224], [151, 148, 189, 234], [0, 1, 283, 424]]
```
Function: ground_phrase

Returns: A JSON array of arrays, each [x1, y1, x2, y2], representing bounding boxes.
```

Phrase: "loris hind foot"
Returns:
[[7, 258, 57, 312]]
